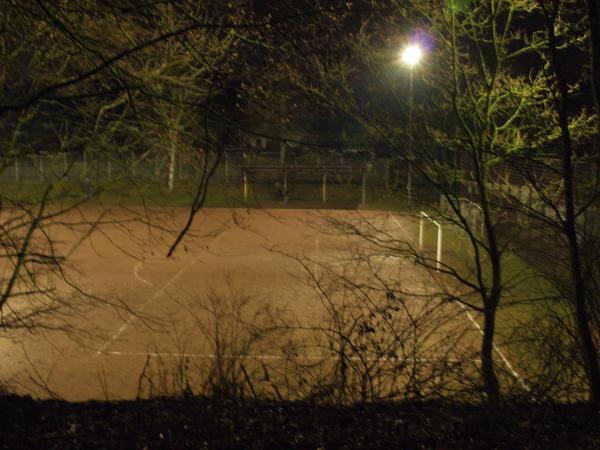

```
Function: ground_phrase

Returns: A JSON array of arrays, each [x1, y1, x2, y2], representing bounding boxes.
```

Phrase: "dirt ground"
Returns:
[[0, 207, 493, 401]]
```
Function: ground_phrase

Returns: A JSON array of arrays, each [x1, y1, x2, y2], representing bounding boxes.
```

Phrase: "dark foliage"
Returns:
[[1, 395, 599, 449]]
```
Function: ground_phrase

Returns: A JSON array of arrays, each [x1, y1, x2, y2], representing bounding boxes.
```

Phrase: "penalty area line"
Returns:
[[94, 220, 233, 356], [95, 258, 199, 356], [133, 260, 151, 285]]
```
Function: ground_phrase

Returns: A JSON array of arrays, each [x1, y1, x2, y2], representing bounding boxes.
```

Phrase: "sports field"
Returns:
[[0, 207, 526, 401]]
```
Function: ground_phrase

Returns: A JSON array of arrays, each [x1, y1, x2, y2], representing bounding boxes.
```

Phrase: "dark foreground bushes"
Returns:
[[1, 395, 599, 449]]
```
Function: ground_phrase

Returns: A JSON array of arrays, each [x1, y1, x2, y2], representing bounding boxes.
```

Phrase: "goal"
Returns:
[[418, 211, 443, 271]]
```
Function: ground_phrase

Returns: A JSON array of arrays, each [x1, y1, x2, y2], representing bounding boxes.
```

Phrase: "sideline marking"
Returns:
[[95, 220, 232, 356], [389, 214, 529, 391], [457, 303, 529, 391], [98, 350, 477, 363]]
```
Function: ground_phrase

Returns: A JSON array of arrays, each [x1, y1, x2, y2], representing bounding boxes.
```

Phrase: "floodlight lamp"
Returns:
[[401, 44, 423, 67]]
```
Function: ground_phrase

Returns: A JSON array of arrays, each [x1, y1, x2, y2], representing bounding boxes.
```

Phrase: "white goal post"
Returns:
[[418, 211, 442, 271]]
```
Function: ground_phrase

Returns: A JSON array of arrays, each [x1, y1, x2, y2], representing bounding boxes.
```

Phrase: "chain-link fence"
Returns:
[[0, 151, 210, 183], [0, 149, 414, 207]]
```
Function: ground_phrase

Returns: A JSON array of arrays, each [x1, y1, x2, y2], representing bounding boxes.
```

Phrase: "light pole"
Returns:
[[400, 44, 422, 205]]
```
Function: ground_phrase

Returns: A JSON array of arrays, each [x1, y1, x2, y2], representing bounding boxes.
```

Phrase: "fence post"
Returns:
[[154, 151, 159, 180], [362, 172, 366, 204], [436, 224, 443, 271], [385, 158, 390, 182], [419, 213, 424, 250], [406, 162, 412, 205], [178, 151, 182, 180], [243, 172, 248, 201]]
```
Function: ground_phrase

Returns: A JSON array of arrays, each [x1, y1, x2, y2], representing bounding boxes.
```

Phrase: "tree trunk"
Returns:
[[168, 138, 177, 192], [585, 0, 600, 188], [481, 304, 500, 398], [568, 232, 600, 403], [560, 106, 600, 402], [279, 140, 286, 165], [584, 0, 600, 402], [168, 145, 177, 192], [546, 6, 600, 402], [585, 0, 600, 135], [472, 133, 502, 399], [480, 184, 502, 398]]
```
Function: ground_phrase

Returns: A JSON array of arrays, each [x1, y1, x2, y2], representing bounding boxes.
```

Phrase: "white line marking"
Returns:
[[390, 214, 413, 246], [95, 260, 197, 355], [389, 214, 529, 391], [457, 303, 529, 391], [133, 260, 151, 286], [95, 220, 233, 356], [97, 350, 478, 363]]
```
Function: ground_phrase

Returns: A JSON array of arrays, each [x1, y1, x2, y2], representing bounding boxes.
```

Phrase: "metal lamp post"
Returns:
[[400, 44, 422, 205]]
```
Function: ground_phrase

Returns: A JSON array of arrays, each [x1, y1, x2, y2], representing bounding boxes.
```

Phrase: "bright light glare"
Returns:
[[401, 44, 423, 67]]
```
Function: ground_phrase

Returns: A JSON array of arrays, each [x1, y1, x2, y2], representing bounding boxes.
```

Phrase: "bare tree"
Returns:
[[282, 0, 548, 398], [515, 0, 600, 403]]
